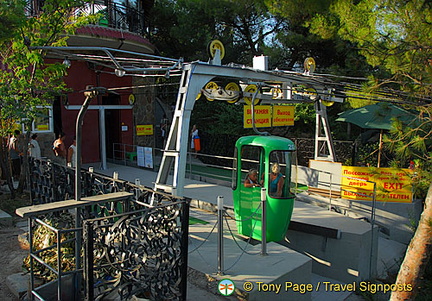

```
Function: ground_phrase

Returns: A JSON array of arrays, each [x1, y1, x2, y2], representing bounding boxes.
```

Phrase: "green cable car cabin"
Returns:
[[232, 135, 296, 242]]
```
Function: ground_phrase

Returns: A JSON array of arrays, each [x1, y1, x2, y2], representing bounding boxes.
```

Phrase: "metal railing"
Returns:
[[112, 143, 235, 182], [25, 157, 190, 300]]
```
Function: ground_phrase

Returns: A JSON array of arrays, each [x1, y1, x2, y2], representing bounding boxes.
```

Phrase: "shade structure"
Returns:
[[336, 102, 416, 130], [336, 102, 417, 167]]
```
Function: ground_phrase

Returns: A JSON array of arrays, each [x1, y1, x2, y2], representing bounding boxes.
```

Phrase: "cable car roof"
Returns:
[[236, 135, 296, 151]]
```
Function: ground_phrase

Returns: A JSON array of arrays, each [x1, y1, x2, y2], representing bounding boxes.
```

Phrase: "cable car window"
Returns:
[[240, 145, 263, 187], [268, 150, 292, 198]]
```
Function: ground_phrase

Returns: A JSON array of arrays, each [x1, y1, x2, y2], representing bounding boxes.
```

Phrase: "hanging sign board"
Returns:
[[272, 105, 295, 126], [341, 166, 413, 203], [136, 124, 153, 136], [144, 147, 153, 169], [243, 105, 295, 128], [243, 106, 272, 128]]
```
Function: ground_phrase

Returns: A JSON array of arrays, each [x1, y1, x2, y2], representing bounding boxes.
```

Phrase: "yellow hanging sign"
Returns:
[[243, 105, 272, 128], [272, 105, 294, 126]]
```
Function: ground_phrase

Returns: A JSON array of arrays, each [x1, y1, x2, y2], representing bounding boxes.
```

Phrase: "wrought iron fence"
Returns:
[[83, 200, 189, 300], [25, 157, 190, 300]]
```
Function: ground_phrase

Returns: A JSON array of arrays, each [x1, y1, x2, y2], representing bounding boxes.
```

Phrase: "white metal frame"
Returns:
[[155, 53, 340, 196], [33, 46, 341, 197]]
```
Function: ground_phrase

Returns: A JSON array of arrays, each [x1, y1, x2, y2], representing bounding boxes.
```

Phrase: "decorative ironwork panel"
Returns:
[[27, 158, 190, 301], [29, 158, 76, 204], [83, 200, 189, 301]]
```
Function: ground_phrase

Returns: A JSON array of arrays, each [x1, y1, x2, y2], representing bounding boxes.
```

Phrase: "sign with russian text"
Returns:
[[341, 166, 413, 203], [243, 106, 272, 128], [272, 105, 295, 126], [136, 124, 153, 136]]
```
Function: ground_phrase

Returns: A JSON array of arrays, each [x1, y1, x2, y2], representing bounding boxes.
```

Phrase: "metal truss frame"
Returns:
[[33, 46, 343, 197], [154, 57, 343, 196]]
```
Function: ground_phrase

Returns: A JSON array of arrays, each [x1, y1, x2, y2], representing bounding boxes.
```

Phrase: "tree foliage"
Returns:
[[317, 0, 431, 191], [149, 0, 286, 65], [0, 0, 96, 195], [310, 0, 432, 99], [305, 1, 432, 298]]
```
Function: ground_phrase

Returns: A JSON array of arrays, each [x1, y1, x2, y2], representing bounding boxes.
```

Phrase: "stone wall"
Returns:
[[132, 76, 156, 148]]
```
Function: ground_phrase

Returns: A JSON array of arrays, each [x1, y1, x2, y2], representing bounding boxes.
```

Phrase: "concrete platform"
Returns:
[[78, 162, 408, 299], [189, 208, 313, 300]]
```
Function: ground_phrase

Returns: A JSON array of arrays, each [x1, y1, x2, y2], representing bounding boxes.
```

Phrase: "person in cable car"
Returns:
[[269, 162, 284, 197], [244, 169, 261, 188]]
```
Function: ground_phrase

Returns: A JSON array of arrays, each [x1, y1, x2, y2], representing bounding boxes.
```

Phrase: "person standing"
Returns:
[[8, 130, 22, 181], [28, 133, 41, 159], [67, 136, 77, 168], [190, 124, 200, 157], [53, 132, 67, 165]]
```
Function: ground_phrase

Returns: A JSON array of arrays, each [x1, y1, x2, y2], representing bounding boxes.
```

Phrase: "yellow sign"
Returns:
[[272, 105, 294, 126], [37, 124, 49, 131], [243, 106, 272, 128], [341, 166, 413, 203], [136, 124, 153, 136]]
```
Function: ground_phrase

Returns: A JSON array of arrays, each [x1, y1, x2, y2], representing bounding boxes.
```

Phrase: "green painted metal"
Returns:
[[336, 103, 417, 130], [232, 135, 296, 242]]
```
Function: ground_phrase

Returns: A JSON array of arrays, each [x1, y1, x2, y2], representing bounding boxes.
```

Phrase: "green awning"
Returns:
[[336, 103, 416, 130]]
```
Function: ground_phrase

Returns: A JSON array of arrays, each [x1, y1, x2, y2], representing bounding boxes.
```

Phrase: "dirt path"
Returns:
[[0, 225, 28, 301]]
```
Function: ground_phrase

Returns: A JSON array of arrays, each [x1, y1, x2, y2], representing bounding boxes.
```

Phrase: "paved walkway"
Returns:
[[82, 162, 404, 300], [4, 162, 404, 300]]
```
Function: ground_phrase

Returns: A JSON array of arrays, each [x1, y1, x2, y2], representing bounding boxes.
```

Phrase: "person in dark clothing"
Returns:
[[8, 130, 22, 180]]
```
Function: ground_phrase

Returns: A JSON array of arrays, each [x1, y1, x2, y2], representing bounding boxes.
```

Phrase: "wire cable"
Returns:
[[188, 218, 218, 254]]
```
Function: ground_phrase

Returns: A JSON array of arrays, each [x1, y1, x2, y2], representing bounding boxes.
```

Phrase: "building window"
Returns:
[[31, 106, 53, 133]]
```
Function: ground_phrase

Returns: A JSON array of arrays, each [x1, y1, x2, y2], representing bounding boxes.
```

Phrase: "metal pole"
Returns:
[[369, 182, 377, 278], [74, 89, 96, 299], [179, 198, 190, 300], [261, 188, 267, 256], [329, 173, 333, 211], [217, 195, 224, 275], [75, 94, 95, 202], [83, 221, 94, 301], [57, 230, 62, 300], [99, 108, 107, 170], [29, 219, 34, 297]]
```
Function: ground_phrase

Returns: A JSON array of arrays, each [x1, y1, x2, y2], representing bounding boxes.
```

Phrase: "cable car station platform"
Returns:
[[85, 162, 407, 300]]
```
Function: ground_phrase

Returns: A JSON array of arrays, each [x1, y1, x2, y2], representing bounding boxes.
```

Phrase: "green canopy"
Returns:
[[336, 102, 416, 130], [337, 102, 418, 167]]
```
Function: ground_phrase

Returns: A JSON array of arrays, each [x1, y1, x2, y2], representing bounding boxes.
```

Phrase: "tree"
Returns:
[[391, 183, 432, 300], [148, 0, 217, 61], [0, 0, 96, 197], [306, 0, 431, 298], [0, 0, 25, 42], [149, 0, 286, 65]]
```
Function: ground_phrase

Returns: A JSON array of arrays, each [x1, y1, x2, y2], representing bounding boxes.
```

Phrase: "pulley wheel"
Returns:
[[207, 40, 225, 60], [204, 81, 219, 101], [243, 84, 260, 105], [224, 82, 240, 103]]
